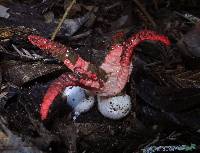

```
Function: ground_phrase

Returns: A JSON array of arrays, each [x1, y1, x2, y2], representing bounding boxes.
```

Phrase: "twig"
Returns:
[[104, 2, 121, 11], [174, 11, 200, 24], [66, 124, 77, 153], [12, 44, 44, 60], [133, 0, 157, 28], [51, 0, 76, 40], [152, 0, 158, 11], [69, 30, 92, 40]]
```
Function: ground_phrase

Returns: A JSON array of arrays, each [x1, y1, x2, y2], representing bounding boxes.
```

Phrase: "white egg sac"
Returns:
[[63, 86, 95, 115], [97, 94, 131, 120]]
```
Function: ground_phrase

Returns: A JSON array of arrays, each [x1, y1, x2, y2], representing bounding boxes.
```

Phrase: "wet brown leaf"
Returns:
[[2, 61, 64, 86]]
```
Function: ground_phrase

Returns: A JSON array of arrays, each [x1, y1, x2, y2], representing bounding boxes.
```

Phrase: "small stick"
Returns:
[[133, 0, 157, 28], [152, 0, 158, 11], [51, 0, 76, 40], [69, 30, 92, 40]]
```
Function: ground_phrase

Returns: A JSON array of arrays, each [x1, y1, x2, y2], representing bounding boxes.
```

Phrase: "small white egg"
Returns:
[[97, 94, 131, 120], [63, 86, 95, 116]]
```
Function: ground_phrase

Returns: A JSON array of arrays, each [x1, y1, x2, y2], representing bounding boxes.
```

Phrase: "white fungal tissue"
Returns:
[[97, 94, 131, 120], [63, 86, 132, 120], [63, 86, 95, 118]]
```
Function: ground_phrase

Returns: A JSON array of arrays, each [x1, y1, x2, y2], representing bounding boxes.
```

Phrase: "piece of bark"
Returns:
[[2, 61, 64, 86]]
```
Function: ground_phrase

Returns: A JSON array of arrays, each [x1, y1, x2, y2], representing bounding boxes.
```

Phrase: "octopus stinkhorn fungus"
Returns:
[[28, 30, 170, 120]]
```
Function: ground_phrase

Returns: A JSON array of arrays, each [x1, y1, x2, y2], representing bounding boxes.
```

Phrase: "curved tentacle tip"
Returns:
[[135, 30, 171, 46], [39, 101, 57, 121], [157, 35, 171, 46], [28, 35, 49, 49], [40, 104, 49, 120]]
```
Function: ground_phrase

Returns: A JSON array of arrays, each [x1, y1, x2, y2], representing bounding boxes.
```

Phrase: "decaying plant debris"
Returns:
[[0, 0, 200, 153]]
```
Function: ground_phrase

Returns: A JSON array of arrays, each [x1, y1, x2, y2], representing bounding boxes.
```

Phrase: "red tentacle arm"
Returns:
[[40, 73, 101, 120], [98, 30, 170, 96], [120, 30, 171, 66], [40, 74, 77, 120], [28, 35, 107, 81]]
